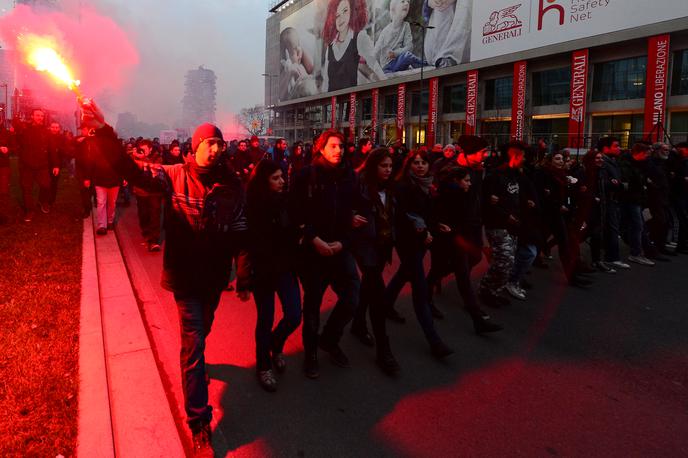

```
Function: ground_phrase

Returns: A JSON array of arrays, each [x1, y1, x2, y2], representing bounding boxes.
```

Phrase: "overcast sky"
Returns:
[[1, 0, 269, 126]]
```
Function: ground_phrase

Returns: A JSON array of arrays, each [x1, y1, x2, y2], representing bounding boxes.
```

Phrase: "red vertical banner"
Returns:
[[568, 49, 589, 149], [331, 96, 337, 129], [644, 34, 670, 142], [371, 88, 379, 142], [510, 60, 527, 141], [348, 92, 357, 142], [465, 70, 478, 135], [396, 83, 406, 142], [427, 77, 439, 146]]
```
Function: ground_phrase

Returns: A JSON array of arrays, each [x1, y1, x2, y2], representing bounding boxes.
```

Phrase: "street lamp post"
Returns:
[[0, 83, 7, 128], [411, 22, 434, 147], [262, 73, 278, 134]]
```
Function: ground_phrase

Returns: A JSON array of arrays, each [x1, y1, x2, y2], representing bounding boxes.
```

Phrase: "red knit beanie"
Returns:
[[192, 123, 224, 152]]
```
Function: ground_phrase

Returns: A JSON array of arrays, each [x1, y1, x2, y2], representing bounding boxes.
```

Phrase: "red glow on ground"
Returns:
[[374, 357, 688, 456]]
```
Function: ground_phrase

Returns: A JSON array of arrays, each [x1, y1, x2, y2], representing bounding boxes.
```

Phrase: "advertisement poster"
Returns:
[[465, 69, 478, 135], [278, 0, 473, 101], [427, 77, 439, 146], [510, 60, 527, 140], [568, 49, 588, 149], [644, 35, 670, 142], [471, 0, 688, 62]]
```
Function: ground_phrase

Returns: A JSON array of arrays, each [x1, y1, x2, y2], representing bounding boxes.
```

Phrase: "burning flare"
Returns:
[[18, 34, 82, 97]]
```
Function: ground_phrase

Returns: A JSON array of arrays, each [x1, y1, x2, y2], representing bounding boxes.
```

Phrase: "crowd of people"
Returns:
[[3, 101, 688, 454]]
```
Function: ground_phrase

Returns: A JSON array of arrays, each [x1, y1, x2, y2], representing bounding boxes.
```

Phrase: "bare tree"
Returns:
[[237, 105, 267, 136]]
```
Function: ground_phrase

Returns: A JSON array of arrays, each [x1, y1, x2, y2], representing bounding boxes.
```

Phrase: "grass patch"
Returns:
[[0, 158, 83, 457]]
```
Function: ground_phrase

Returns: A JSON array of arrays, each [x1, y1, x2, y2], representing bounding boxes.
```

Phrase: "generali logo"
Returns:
[[482, 4, 523, 44]]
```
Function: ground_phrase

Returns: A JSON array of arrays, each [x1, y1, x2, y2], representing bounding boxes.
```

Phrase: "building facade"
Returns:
[[181, 65, 217, 130], [265, 0, 688, 149]]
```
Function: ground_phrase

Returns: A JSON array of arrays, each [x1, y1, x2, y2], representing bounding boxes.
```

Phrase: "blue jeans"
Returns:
[[383, 51, 425, 73], [509, 243, 537, 284], [620, 203, 643, 256], [603, 201, 621, 262], [384, 245, 440, 345], [173, 289, 223, 429], [253, 271, 302, 371], [300, 250, 360, 355]]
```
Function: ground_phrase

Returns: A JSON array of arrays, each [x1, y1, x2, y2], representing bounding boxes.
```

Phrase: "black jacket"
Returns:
[[75, 129, 123, 188], [247, 193, 300, 276], [290, 157, 357, 255], [394, 177, 432, 249], [17, 123, 58, 170], [618, 154, 647, 206], [482, 165, 521, 231], [351, 174, 395, 267]]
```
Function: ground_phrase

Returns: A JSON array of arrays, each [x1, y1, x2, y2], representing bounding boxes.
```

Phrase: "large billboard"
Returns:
[[278, 0, 473, 101], [471, 0, 688, 61], [277, 0, 688, 102]]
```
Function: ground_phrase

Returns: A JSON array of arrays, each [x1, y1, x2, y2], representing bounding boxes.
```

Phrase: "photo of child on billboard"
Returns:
[[277, 0, 473, 101]]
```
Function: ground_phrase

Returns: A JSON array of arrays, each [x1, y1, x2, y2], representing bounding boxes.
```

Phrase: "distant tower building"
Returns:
[[182, 66, 217, 130], [15, 0, 61, 10]]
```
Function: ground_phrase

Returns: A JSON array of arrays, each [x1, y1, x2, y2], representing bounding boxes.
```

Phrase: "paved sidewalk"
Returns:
[[78, 214, 183, 457]]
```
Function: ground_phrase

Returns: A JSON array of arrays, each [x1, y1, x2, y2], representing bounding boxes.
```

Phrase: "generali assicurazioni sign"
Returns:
[[396, 83, 406, 141], [465, 70, 478, 135], [568, 49, 588, 149], [371, 88, 379, 141], [348, 92, 357, 141], [644, 34, 670, 142], [427, 77, 439, 146], [510, 60, 527, 140]]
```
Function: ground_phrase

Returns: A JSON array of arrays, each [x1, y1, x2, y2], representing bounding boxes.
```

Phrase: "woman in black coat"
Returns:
[[247, 159, 303, 392], [383, 149, 453, 359], [432, 166, 503, 333], [350, 148, 399, 373]]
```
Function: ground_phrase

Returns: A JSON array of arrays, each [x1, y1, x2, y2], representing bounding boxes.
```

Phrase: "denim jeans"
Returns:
[[620, 203, 643, 256], [354, 263, 388, 343], [253, 271, 302, 371], [603, 201, 621, 262], [509, 243, 537, 284], [95, 186, 119, 229], [384, 245, 440, 345], [300, 250, 360, 355], [136, 194, 163, 243], [173, 289, 223, 429], [383, 50, 425, 73]]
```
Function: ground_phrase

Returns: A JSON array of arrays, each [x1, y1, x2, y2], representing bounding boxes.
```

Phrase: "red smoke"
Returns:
[[0, 4, 138, 117]]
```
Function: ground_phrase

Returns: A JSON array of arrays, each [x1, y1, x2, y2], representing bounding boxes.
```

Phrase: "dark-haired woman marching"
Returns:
[[383, 149, 453, 359], [350, 148, 400, 373], [247, 160, 302, 392]]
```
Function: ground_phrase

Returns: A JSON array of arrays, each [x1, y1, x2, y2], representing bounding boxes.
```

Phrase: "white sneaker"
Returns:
[[609, 260, 631, 269], [628, 255, 655, 266], [505, 282, 526, 300]]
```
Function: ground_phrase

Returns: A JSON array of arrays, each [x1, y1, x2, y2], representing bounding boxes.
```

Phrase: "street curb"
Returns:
[[78, 214, 184, 457], [77, 215, 115, 457]]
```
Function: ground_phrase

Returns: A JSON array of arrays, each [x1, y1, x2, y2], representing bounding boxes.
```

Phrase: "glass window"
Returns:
[[443, 84, 466, 113], [324, 104, 332, 123], [532, 67, 570, 106], [592, 57, 646, 102], [671, 50, 688, 96], [484, 77, 513, 110], [383, 94, 398, 118], [362, 97, 372, 120], [410, 90, 429, 117], [670, 111, 688, 143], [531, 118, 569, 148], [591, 114, 644, 149]]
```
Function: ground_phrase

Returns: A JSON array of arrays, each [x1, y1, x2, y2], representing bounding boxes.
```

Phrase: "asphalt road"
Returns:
[[115, 200, 688, 457]]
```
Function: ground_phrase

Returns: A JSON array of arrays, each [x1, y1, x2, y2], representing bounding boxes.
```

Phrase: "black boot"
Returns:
[[472, 315, 503, 335], [376, 338, 400, 375]]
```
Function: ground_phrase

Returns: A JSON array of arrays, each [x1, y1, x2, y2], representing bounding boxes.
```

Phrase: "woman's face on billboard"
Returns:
[[335, 0, 351, 38]]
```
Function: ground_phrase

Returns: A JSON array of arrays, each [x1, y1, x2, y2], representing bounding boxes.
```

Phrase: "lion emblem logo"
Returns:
[[483, 4, 523, 36]]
